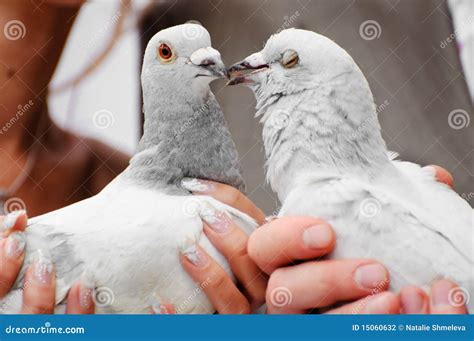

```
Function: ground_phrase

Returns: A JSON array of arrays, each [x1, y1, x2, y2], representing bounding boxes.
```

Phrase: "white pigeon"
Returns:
[[0, 24, 256, 314], [228, 28, 473, 311]]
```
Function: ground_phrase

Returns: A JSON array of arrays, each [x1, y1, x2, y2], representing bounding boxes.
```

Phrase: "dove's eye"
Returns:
[[281, 49, 299, 69], [157, 43, 174, 63]]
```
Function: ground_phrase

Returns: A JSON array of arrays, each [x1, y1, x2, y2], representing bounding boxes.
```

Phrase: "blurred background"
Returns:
[[0, 0, 472, 216]]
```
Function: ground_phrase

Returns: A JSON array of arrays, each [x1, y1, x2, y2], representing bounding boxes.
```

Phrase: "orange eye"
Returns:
[[158, 43, 173, 61]]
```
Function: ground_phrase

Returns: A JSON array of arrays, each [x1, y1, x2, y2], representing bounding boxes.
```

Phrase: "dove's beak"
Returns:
[[227, 52, 269, 85], [190, 47, 229, 79]]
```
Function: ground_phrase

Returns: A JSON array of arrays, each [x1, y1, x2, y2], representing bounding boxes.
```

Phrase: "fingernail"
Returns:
[[151, 296, 173, 314], [302, 224, 333, 249], [5, 232, 26, 259], [181, 178, 215, 193], [354, 263, 388, 290], [181, 244, 208, 267], [32, 249, 53, 285], [401, 289, 426, 314], [366, 293, 391, 314], [431, 280, 452, 307], [0, 210, 26, 231], [200, 203, 231, 233], [79, 281, 95, 309]]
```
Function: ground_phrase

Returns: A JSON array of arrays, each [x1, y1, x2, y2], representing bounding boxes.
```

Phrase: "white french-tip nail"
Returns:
[[150, 295, 173, 314], [199, 203, 231, 233], [1, 210, 26, 231], [181, 178, 214, 192], [32, 249, 54, 285], [5, 232, 26, 259], [181, 243, 208, 267]]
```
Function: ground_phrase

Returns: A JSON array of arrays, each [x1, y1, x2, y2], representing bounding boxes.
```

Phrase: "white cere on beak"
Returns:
[[245, 52, 266, 68], [190, 47, 222, 66]]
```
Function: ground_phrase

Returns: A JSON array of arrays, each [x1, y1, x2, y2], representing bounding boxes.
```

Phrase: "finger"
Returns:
[[0, 211, 28, 238], [201, 205, 267, 308], [400, 286, 429, 314], [21, 251, 56, 314], [426, 165, 454, 188], [0, 232, 26, 298], [150, 297, 176, 314], [180, 244, 250, 314], [326, 292, 400, 314], [266, 259, 389, 314], [65, 282, 95, 314], [429, 279, 467, 314], [248, 216, 336, 274], [181, 178, 266, 225]]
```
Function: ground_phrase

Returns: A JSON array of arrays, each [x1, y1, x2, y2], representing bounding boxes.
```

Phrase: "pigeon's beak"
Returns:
[[227, 52, 269, 85], [190, 47, 229, 79]]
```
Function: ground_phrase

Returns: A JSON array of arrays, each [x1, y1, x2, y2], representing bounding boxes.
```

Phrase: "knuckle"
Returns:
[[208, 270, 228, 291], [225, 186, 242, 205]]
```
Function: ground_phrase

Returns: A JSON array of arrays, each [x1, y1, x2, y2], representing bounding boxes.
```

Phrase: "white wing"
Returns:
[[280, 166, 473, 310], [0, 176, 257, 314]]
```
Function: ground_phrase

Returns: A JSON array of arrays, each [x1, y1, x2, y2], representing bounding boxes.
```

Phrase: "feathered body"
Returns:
[[231, 28, 473, 311], [0, 24, 256, 314]]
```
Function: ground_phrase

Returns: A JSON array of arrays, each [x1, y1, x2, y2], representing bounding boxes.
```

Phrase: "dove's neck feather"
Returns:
[[260, 81, 391, 201], [125, 85, 245, 192]]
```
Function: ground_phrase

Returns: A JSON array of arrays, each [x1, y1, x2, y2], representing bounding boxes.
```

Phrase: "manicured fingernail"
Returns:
[[431, 280, 452, 307], [5, 232, 26, 259], [181, 244, 208, 267], [181, 178, 215, 193], [200, 203, 231, 233], [366, 293, 392, 314], [401, 289, 426, 314], [151, 296, 174, 314], [79, 281, 95, 309], [354, 263, 388, 290], [32, 249, 53, 285], [0, 210, 26, 231], [303, 224, 333, 249]]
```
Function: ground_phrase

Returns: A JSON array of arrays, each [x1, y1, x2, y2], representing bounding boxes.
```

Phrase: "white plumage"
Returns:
[[229, 28, 473, 311], [0, 24, 257, 314]]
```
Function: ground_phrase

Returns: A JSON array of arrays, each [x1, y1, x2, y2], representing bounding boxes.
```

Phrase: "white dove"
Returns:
[[0, 23, 256, 314], [228, 28, 473, 311]]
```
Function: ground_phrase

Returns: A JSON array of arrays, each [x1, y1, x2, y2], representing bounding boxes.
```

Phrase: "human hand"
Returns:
[[169, 179, 268, 314], [0, 211, 95, 314]]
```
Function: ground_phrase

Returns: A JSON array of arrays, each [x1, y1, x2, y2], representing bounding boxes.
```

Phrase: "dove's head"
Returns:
[[142, 23, 228, 96], [228, 28, 375, 124], [228, 29, 388, 191]]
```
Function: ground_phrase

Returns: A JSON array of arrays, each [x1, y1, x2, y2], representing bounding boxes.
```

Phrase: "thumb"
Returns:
[[426, 165, 454, 188]]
